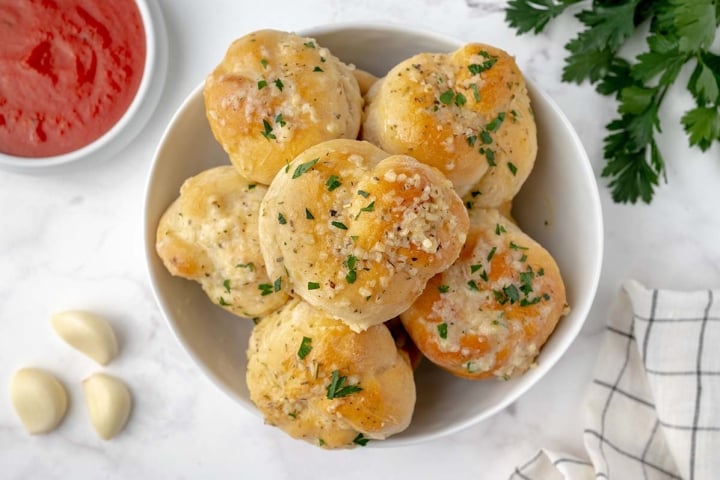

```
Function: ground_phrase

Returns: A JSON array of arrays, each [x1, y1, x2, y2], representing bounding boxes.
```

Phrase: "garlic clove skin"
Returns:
[[82, 373, 132, 440], [51, 310, 119, 365], [10, 368, 69, 434]]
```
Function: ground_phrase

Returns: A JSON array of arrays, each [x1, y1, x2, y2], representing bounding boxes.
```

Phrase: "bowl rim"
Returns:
[[144, 21, 604, 446], [0, 0, 164, 170]]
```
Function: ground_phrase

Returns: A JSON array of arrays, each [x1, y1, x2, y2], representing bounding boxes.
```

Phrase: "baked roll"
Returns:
[[156, 166, 289, 318], [258, 139, 469, 331], [362, 43, 537, 200], [246, 299, 416, 448], [400, 208, 567, 379], [204, 29, 363, 185]]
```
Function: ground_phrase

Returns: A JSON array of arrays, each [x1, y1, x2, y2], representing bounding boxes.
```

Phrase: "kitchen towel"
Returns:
[[511, 280, 720, 480]]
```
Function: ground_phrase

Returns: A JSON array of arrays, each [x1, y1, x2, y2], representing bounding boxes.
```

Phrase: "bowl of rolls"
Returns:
[[144, 24, 603, 448]]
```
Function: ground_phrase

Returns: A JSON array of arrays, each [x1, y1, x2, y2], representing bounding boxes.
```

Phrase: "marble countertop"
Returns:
[[1, 0, 719, 478]]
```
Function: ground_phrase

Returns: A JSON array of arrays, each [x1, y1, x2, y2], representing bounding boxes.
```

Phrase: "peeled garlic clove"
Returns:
[[82, 373, 132, 440], [51, 310, 119, 365], [10, 368, 68, 434]]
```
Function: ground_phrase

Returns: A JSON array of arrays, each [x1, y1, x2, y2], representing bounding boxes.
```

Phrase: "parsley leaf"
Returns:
[[298, 336, 312, 359], [352, 433, 370, 446], [505, 0, 720, 203], [682, 106, 720, 152], [292, 158, 319, 178], [505, 0, 583, 35], [326, 370, 362, 399]]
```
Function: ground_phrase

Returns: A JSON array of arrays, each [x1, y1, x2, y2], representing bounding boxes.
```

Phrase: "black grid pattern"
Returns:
[[511, 281, 720, 479]]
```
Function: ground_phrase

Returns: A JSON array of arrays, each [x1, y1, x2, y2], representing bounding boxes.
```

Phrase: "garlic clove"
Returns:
[[10, 368, 69, 434], [51, 310, 119, 365], [82, 373, 132, 440]]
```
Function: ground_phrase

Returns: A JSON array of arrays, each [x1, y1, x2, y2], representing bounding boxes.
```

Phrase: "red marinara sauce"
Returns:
[[0, 0, 146, 158]]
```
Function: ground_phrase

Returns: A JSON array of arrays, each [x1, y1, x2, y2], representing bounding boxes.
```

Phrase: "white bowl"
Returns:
[[0, 0, 167, 171], [144, 24, 603, 446]]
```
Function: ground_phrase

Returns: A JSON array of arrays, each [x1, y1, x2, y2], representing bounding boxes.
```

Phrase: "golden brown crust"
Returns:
[[258, 139, 469, 331], [155, 166, 289, 318], [246, 299, 416, 449], [400, 208, 567, 379], [362, 43, 537, 199], [204, 30, 362, 185]]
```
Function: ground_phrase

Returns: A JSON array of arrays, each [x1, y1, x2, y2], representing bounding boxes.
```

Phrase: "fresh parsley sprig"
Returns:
[[506, 0, 720, 203]]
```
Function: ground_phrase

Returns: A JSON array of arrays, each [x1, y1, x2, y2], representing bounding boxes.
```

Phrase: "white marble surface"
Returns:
[[1, 1, 719, 478]]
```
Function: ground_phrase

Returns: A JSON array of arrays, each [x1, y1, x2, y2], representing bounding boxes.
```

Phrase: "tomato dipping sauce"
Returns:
[[0, 0, 146, 158]]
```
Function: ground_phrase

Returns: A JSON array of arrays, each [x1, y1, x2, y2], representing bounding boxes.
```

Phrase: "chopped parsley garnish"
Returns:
[[260, 58, 268, 69], [480, 130, 493, 144], [218, 296, 231, 306], [318, 439, 326, 446], [292, 158, 319, 178], [520, 254, 527, 262], [275, 113, 286, 127], [520, 297, 541, 307], [538, 268, 545, 276], [439, 89, 455, 105], [479, 270, 489, 282], [357, 190, 370, 198], [326, 370, 362, 399], [468, 57, 498, 75], [470, 264, 483, 273], [344, 255, 358, 284], [437, 323, 448, 339], [261, 119, 276, 140], [509, 241, 528, 250], [223, 279, 231, 294], [493, 290, 508, 305], [487, 246, 497, 261], [331, 221, 347, 230], [466, 135, 477, 147], [352, 433, 370, 446], [313, 66, 324, 72], [257, 79, 267, 90], [503, 284, 520, 304], [508, 162, 518, 176], [455, 92, 467, 106], [278, 212, 287, 224], [326, 175, 341, 191], [321, 56, 326, 62], [236, 262, 255, 271], [470, 83, 481, 102], [304, 41, 316, 48], [274, 78, 284, 91], [467, 280, 480, 291], [274, 277, 282, 292], [486, 112, 506, 131], [543, 293, 551, 301], [288, 412, 297, 419], [248, 184, 257, 190], [519, 270, 535, 294], [495, 223, 506, 235], [258, 283, 273, 296], [308, 281, 320, 290], [485, 149, 496, 166], [438, 284, 450, 293], [298, 336, 313, 359], [305, 208, 314, 220], [360, 201, 375, 213]]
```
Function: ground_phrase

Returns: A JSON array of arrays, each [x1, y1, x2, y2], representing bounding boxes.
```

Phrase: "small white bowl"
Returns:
[[144, 24, 603, 446], [0, 0, 167, 171]]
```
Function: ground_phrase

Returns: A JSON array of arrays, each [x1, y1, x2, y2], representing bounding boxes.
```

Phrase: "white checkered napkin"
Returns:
[[511, 280, 720, 480]]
